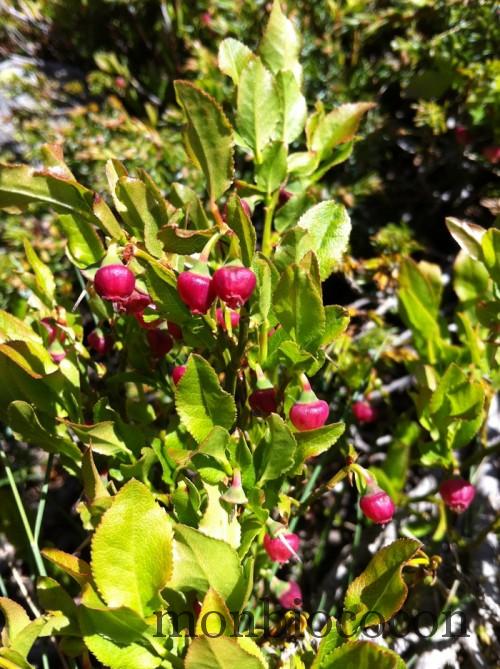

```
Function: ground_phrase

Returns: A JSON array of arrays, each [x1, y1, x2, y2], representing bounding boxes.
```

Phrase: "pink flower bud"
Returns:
[[177, 271, 215, 315], [172, 365, 187, 385], [360, 486, 395, 524], [352, 400, 377, 424], [278, 581, 303, 609], [212, 266, 256, 309], [263, 532, 300, 563], [439, 478, 475, 513], [94, 264, 135, 302]]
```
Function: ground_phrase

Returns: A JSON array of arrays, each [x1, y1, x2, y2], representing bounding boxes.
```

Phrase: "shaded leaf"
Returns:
[[175, 355, 236, 442], [343, 539, 421, 635], [175, 81, 234, 201]]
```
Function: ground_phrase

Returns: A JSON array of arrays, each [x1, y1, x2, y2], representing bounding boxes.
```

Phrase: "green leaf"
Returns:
[[274, 263, 325, 351], [116, 177, 167, 257], [446, 217, 486, 260], [237, 58, 280, 157], [425, 362, 486, 451], [93, 194, 126, 241], [453, 250, 490, 302], [23, 239, 56, 306], [0, 648, 34, 669], [174, 80, 234, 201], [91, 479, 173, 616], [343, 539, 421, 636], [199, 485, 240, 550], [398, 258, 443, 363], [195, 588, 234, 636], [275, 70, 307, 144], [0, 311, 42, 345], [322, 306, 350, 345], [57, 213, 105, 268], [481, 226, 500, 285], [0, 598, 30, 648], [158, 225, 213, 255], [41, 548, 91, 585], [259, 0, 302, 83], [218, 38, 253, 84], [225, 193, 256, 266], [0, 164, 96, 220], [255, 142, 287, 195], [65, 420, 132, 459], [186, 636, 266, 669], [255, 414, 296, 484], [295, 422, 345, 463], [308, 103, 374, 161], [297, 201, 351, 280], [144, 263, 191, 324], [171, 183, 210, 230], [37, 577, 77, 618], [169, 525, 243, 610], [251, 255, 274, 322], [274, 192, 315, 233], [7, 401, 82, 465], [82, 447, 110, 502], [318, 641, 406, 669], [175, 355, 236, 442]]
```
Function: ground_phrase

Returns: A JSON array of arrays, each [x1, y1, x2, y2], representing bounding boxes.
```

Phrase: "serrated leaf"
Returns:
[[481, 226, 500, 284], [255, 414, 296, 484], [186, 636, 266, 669], [275, 70, 307, 144], [158, 225, 213, 255], [225, 193, 256, 266], [175, 355, 236, 442], [218, 38, 253, 84], [343, 539, 421, 636], [308, 103, 374, 161], [453, 250, 490, 302], [64, 420, 132, 459], [7, 401, 81, 464], [322, 306, 350, 345], [41, 548, 91, 585], [274, 192, 315, 233], [274, 263, 325, 351], [91, 480, 173, 616], [237, 58, 280, 158], [195, 588, 234, 637], [57, 213, 105, 268], [0, 163, 96, 220], [143, 263, 190, 324], [0, 311, 41, 345], [294, 422, 345, 463], [169, 525, 243, 610], [259, 0, 302, 83], [446, 217, 485, 260], [0, 598, 30, 648], [82, 447, 110, 502], [255, 142, 287, 195], [116, 177, 167, 257], [297, 201, 351, 280], [174, 81, 234, 201], [171, 183, 210, 230], [199, 485, 240, 549], [93, 194, 126, 241], [318, 641, 406, 669], [23, 239, 56, 306], [251, 255, 274, 322]]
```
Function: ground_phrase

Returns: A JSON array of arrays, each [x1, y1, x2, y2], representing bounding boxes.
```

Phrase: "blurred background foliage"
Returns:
[[0, 0, 498, 308]]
